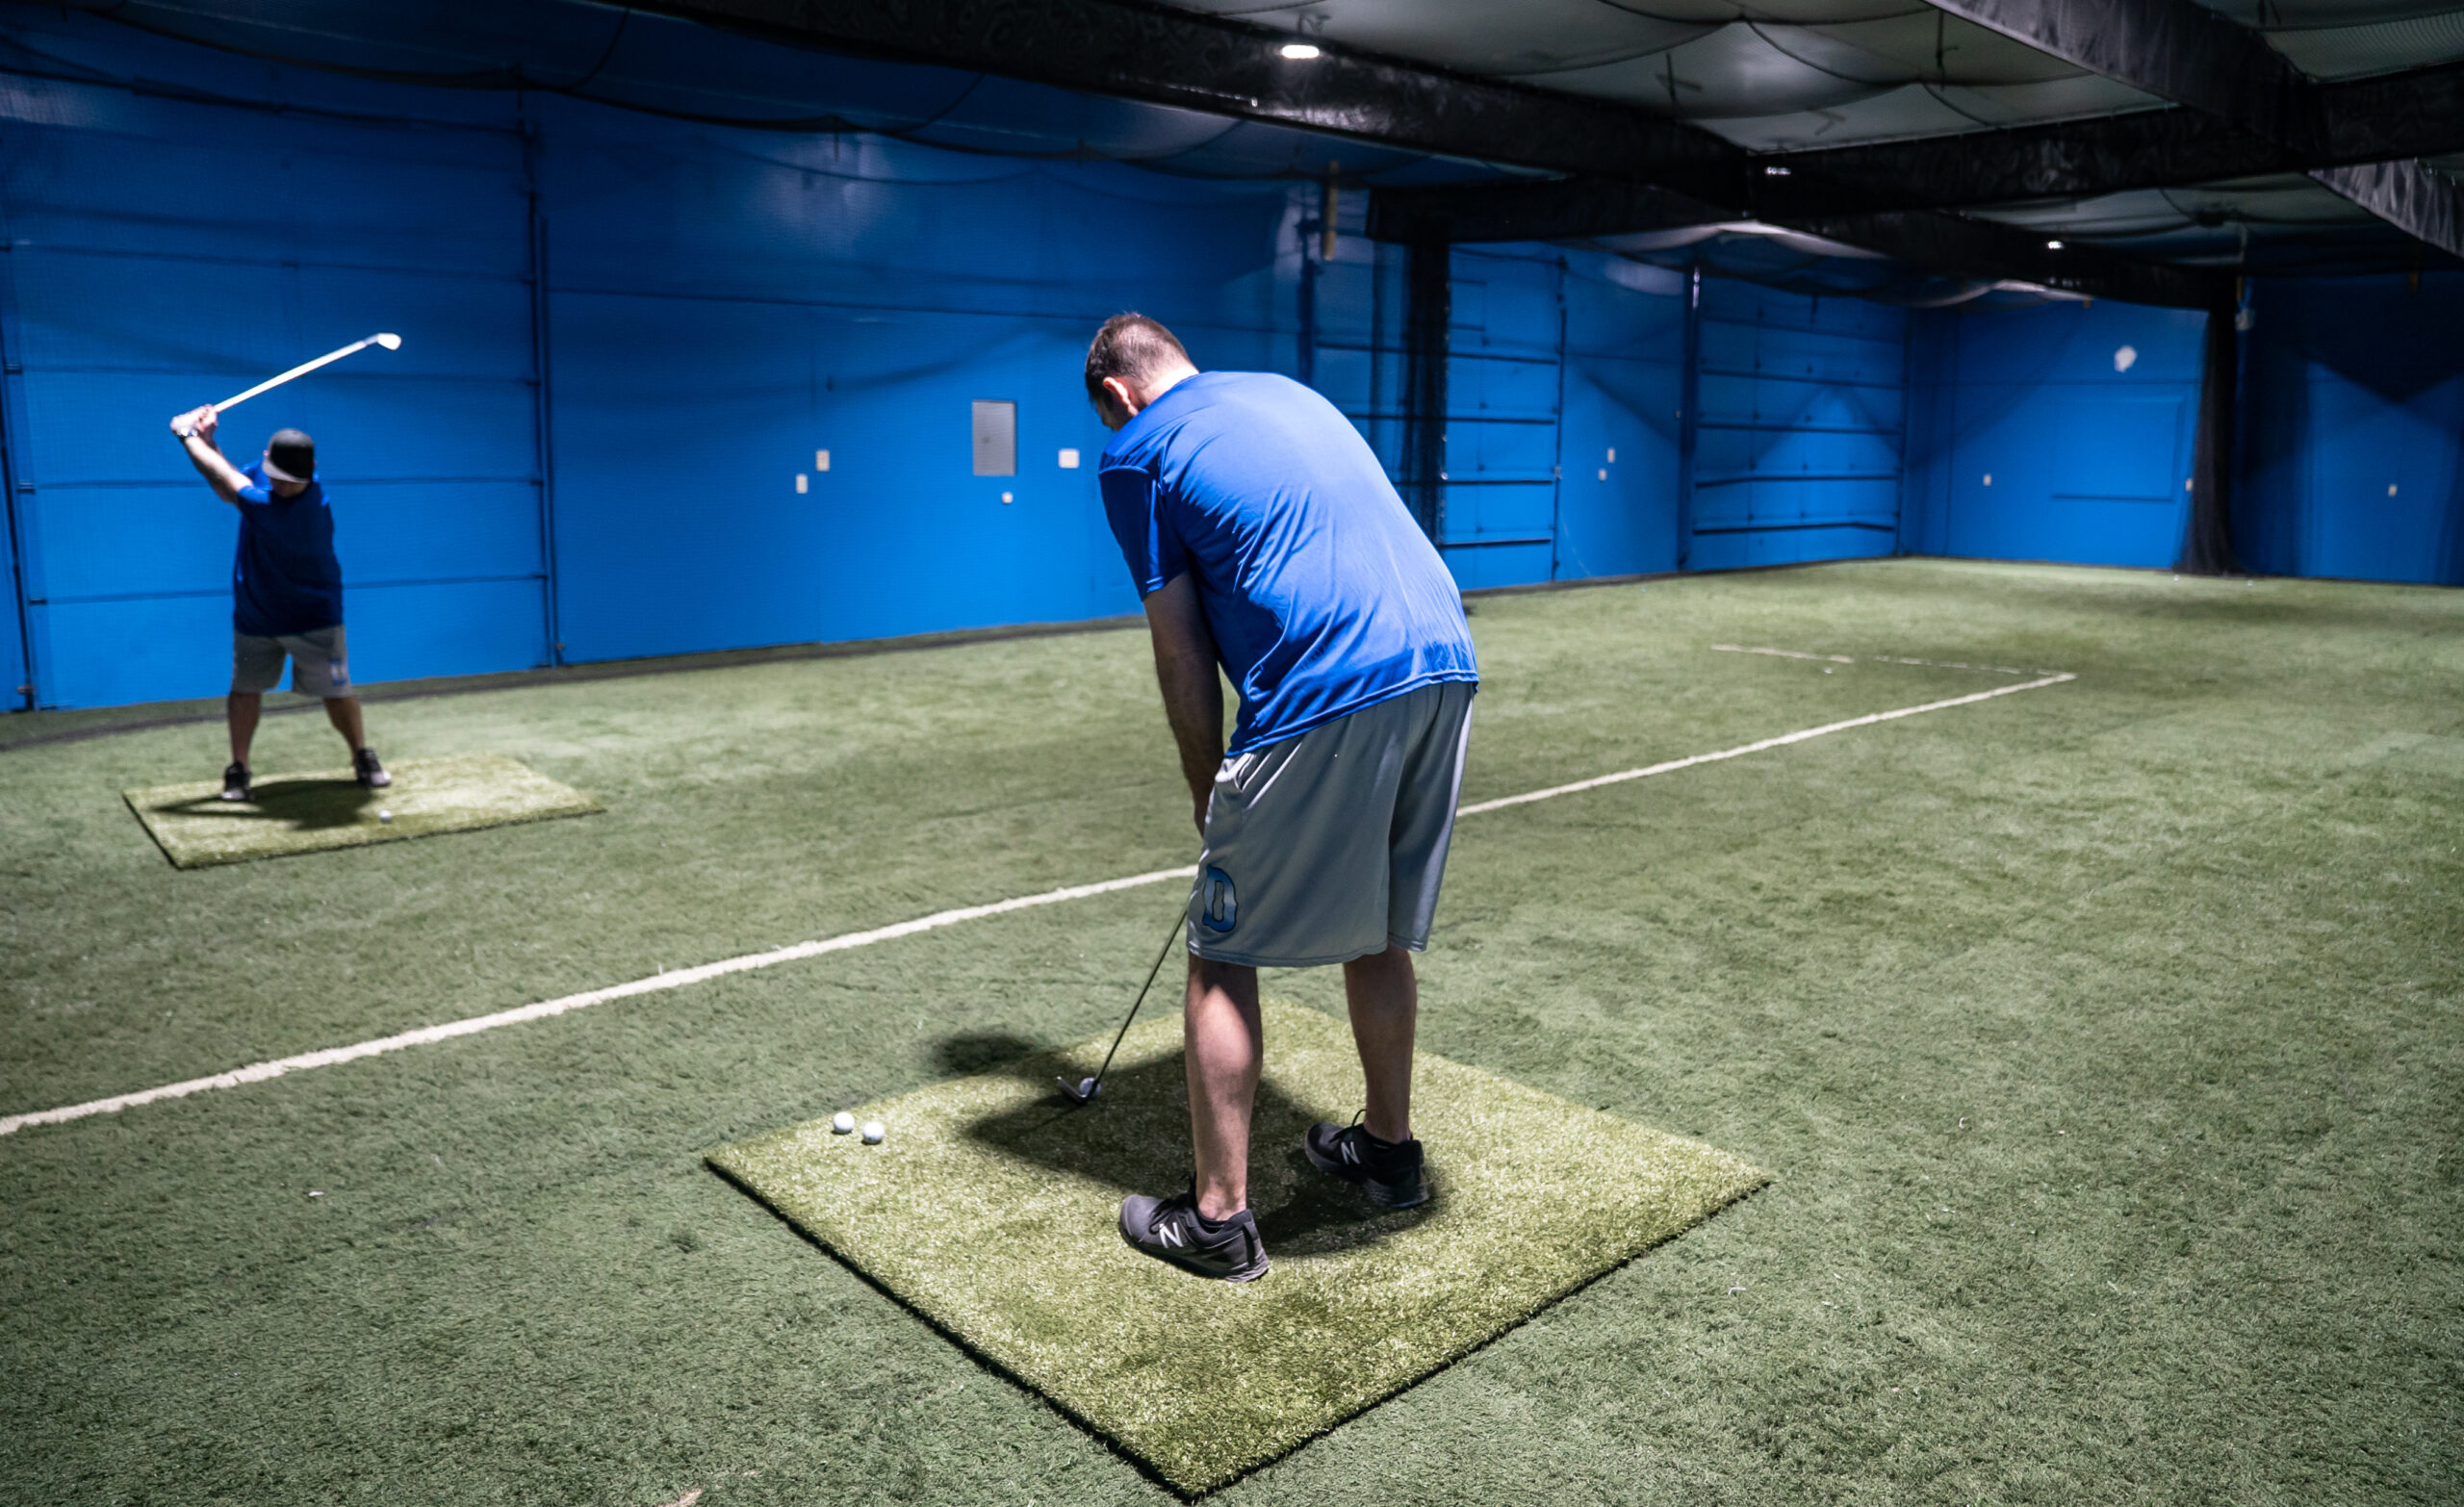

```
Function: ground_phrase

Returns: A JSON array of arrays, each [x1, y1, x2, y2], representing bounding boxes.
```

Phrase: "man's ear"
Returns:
[[1102, 374, 1139, 420]]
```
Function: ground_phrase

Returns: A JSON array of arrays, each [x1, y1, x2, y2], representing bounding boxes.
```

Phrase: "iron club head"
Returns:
[[1056, 1075, 1101, 1106]]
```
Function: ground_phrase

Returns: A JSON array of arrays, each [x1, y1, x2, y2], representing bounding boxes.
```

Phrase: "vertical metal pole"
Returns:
[[0, 184, 39, 708], [1320, 166, 1339, 265], [1676, 266, 1702, 570], [1549, 255, 1569, 582], [1296, 212, 1317, 391], [522, 102, 564, 666]]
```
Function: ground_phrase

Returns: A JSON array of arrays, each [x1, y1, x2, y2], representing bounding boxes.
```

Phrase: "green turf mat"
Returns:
[[708, 1000, 1768, 1494], [124, 752, 601, 868]]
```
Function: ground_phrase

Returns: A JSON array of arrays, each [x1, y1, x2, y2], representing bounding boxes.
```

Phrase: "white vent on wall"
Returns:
[[972, 400, 1017, 476], [1058, 447, 1081, 470], [2114, 345, 2139, 372]]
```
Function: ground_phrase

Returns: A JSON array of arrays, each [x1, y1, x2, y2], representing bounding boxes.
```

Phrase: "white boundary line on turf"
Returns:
[[1, 669, 2075, 1139], [1710, 643, 2051, 677], [1455, 672, 2074, 815], [0, 868, 1194, 1138]]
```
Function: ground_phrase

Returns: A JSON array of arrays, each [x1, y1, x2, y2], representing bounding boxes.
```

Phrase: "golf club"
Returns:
[[172, 332, 402, 437], [1056, 906, 1186, 1106]]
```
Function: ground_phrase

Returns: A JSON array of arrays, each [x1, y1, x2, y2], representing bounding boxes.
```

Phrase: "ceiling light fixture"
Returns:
[[1279, 42, 1322, 60], [2046, 239, 2065, 249]]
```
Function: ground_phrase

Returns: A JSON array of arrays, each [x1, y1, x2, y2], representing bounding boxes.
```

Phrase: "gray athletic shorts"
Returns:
[[232, 625, 352, 698], [1188, 679, 1476, 968]]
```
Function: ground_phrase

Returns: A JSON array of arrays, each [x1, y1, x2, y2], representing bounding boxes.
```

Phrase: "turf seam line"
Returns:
[[1, 670, 2073, 1138]]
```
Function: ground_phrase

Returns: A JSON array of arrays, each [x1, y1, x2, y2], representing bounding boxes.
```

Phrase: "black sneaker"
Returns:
[[354, 748, 391, 789], [1304, 1115, 1429, 1209], [219, 761, 251, 802], [1117, 1190, 1270, 1283]]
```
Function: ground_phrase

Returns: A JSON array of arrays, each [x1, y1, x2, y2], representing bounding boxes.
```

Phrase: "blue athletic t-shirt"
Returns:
[[1099, 370, 1477, 755], [232, 461, 343, 637]]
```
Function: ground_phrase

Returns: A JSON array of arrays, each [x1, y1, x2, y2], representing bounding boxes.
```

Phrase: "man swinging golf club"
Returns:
[[169, 405, 388, 799], [1090, 314, 1479, 1283]]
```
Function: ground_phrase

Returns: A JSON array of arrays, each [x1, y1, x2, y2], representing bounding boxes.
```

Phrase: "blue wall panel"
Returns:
[[2236, 272, 2464, 585], [1438, 248, 1563, 590], [1901, 299, 2204, 569], [1688, 281, 1905, 572]]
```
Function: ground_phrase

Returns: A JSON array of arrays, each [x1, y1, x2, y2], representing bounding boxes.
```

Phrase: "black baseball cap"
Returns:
[[264, 428, 315, 483]]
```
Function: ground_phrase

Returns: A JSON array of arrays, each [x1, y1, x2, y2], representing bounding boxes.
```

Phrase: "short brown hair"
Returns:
[[1084, 313, 1192, 405]]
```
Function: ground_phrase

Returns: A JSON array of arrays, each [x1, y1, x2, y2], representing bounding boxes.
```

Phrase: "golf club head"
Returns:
[[372, 332, 402, 350], [1055, 1075, 1100, 1106]]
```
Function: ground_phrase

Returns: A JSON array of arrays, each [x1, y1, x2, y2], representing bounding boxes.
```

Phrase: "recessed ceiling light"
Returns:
[[2046, 239, 2065, 249], [1763, 165, 1790, 176], [1279, 42, 1322, 60]]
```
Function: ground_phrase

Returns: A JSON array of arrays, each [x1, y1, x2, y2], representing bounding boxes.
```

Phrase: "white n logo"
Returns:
[[1159, 1223, 1183, 1248]]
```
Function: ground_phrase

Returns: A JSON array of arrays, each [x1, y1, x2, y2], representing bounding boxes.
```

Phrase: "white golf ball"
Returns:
[[377, 809, 393, 823], [831, 1111, 855, 1135], [860, 1120, 886, 1145]]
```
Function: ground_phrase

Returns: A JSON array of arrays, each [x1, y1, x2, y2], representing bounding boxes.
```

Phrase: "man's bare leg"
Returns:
[[227, 692, 262, 766], [1344, 943, 1418, 1143], [1185, 955, 1263, 1220], [322, 695, 367, 754]]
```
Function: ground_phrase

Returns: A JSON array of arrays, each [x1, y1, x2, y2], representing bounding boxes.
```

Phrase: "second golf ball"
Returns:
[[377, 809, 393, 823], [831, 1111, 855, 1135], [860, 1120, 886, 1145]]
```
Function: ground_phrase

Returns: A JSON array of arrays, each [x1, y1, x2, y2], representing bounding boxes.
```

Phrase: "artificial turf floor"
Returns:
[[711, 1001, 1767, 1493], [1, 558, 2458, 1504]]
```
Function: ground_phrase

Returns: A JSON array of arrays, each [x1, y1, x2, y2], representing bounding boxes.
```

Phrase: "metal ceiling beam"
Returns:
[[1370, 179, 1731, 244], [1369, 175, 2227, 309], [624, 0, 1746, 201], [2310, 159, 2464, 260], [1921, 0, 2320, 154]]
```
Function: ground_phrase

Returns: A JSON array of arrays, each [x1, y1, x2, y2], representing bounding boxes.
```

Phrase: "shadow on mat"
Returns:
[[153, 779, 378, 830], [957, 1045, 1439, 1257]]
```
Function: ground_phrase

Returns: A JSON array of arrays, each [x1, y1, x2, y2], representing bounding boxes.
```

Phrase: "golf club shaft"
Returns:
[[174, 334, 398, 437], [1088, 909, 1185, 1090], [214, 336, 383, 413]]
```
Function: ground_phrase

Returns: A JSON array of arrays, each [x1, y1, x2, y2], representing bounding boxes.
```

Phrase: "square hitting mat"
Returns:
[[708, 1000, 1768, 1494], [125, 752, 600, 868]]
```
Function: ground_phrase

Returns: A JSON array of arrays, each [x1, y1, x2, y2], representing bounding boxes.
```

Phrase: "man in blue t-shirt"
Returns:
[[1090, 314, 1479, 1283], [171, 405, 389, 801]]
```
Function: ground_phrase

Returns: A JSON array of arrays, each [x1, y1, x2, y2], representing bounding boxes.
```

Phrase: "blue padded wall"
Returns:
[[0, 69, 550, 708], [1901, 300, 2206, 568], [2236, 271, 2464, 585], [1686, 281, 1907, 572]]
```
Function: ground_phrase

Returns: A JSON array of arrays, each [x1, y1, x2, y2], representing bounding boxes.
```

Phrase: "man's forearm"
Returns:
[[1142, 574, 1224, 828], [1154, 635, 1223, 802], [182, 436, 246, 504]]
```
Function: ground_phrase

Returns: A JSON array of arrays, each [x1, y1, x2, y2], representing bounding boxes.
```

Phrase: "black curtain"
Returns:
[[2178, 302, 2241, 575], [1401, 240, 1450, 543]]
